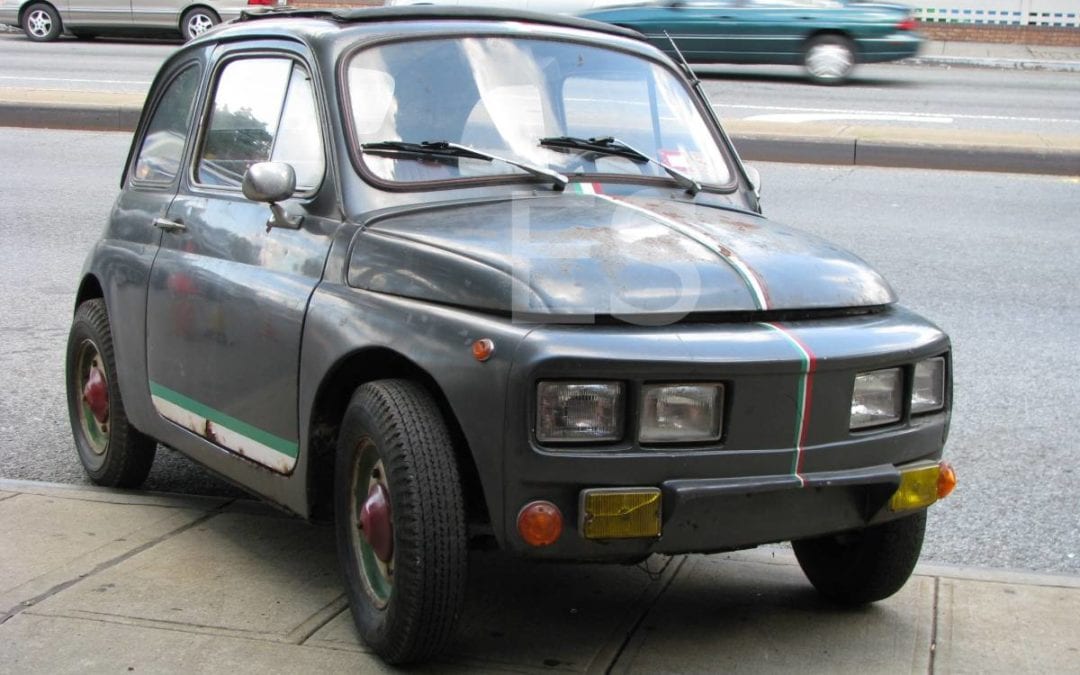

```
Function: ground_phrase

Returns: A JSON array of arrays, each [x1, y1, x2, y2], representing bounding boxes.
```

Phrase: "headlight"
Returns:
[[850, 368, 902, 429], [640, 384, 723, 443], [912, 357, 946, 414], [537, 382, 624, 443]]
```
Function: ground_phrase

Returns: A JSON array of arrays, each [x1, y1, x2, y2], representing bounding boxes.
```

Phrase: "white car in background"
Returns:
[[0, 0, 285, 42]]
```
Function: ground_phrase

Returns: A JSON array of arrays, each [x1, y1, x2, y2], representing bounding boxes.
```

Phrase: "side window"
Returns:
[[197, 57, 325, 191], [133, 66, 199, 184]]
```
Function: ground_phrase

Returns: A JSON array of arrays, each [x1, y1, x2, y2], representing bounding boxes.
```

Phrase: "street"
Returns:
[[3, 31, 1080, 136], [0, 126, 1077, 575]]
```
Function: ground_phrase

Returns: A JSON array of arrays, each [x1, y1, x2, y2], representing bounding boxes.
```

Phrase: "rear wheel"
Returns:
[[803, 34, 856, 84], [180, 6, 218, 41], [65, 299, 157, 488], [23, 3, 62, 42], [334, 379, 467, 664], [793, 511, 926, 605]]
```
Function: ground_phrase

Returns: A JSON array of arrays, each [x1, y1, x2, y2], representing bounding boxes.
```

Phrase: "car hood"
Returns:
[[347, 194, 895, 320]]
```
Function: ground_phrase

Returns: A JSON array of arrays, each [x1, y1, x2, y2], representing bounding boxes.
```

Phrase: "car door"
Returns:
[[630, 1, 743, 64], [130, 0, 179, 28], [145, 48, 332, 475], [65, 0, 132, 26]]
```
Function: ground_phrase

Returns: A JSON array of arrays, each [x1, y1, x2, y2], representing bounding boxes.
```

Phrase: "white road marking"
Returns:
[[747, 112, 955, 124], [0, 75, 152, 86], [713, 102, 1080, 126]]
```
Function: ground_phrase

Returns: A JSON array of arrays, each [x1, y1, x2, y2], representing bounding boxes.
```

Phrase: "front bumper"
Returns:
[[493, 305, 951, 559]]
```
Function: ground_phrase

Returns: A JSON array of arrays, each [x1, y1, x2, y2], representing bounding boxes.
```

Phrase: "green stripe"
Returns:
[[149, 381, 298, 458]]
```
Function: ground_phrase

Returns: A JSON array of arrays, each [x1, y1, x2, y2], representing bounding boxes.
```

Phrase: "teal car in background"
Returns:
[[580, 0, 922, 83]]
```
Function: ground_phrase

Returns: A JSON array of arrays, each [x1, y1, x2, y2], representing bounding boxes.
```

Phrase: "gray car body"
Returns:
[[72, 7, 950, 560]]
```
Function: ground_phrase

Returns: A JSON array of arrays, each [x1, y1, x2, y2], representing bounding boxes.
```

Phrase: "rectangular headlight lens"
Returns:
[[640, 384, 723, 443], [537, 382, 624, 443], [911, 357, 946, 414], [850, 368, 902, 429]]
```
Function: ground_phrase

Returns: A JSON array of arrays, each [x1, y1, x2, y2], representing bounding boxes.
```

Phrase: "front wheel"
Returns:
[[803, 34, 856, 85], [23, 3, 62, 42], [793, 511, 926, 605], [334, 379, 467, 664], [65, 299, 157, 487], [180, 6, 218, 41]]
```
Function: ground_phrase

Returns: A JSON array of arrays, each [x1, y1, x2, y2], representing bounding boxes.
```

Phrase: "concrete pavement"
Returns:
[[1, 39, 1080, 175], [2, 478, 1079, 673]]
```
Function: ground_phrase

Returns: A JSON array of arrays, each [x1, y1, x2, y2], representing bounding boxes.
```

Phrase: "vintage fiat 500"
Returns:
[[65, 7, 955, 664]]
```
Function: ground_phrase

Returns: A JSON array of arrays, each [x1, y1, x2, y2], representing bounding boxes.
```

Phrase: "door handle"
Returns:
[[153, 217, 186, 233]]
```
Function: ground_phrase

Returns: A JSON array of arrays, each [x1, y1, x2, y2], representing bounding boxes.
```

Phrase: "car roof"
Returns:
[[222, 6, 646, 42]]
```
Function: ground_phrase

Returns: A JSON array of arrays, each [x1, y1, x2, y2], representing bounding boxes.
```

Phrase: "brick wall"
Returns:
[[921, 22, 1080, 45]]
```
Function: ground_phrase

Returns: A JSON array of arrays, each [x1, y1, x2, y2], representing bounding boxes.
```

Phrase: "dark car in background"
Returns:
[[65, 6, 954, 665], [0, 0, 285, 41], [581, 0, 923, 83]]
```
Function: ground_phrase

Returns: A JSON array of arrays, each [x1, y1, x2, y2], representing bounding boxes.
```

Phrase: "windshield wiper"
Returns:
[[538, 135, 702, 196], [361, 140, 568, 191]]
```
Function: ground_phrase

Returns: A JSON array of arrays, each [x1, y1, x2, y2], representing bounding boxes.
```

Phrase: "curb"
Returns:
[[2, 100, 1079, 176], [903, 55, 1080, 73]]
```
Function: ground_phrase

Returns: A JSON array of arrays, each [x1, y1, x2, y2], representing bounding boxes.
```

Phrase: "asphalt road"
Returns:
[[2, 31, 1080, 138], [0, 127, 1077, 576]]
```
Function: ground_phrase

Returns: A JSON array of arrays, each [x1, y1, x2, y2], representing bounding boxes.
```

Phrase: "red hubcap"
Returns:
[[360, 483, 393, 563], [83, 366, 109, 424]]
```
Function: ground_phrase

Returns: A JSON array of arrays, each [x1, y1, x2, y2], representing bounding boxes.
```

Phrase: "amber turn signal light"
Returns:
[[472, 338, 495, 362], [937, 461, 957, 499], [517, 500, 563, 547]]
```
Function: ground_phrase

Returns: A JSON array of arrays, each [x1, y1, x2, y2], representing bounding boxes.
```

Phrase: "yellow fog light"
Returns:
[[890, 462, 950, 512], [580, 488, 662, 540]]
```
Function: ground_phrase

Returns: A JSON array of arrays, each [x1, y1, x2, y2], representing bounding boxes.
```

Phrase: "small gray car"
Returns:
[[0, 0, 282, 41], [65, 7, 956, 665]]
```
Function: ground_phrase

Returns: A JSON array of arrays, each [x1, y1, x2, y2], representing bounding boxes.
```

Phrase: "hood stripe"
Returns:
[[600, 195, 770, 310], [761, 322, 817, 487]]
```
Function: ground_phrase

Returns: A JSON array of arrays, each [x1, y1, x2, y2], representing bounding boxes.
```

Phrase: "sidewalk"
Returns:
[[2, 478, 1078, 673]]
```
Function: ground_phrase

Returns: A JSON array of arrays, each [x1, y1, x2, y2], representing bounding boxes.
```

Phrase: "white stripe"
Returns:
[[0, 75, 152, 86], [595, 194, 769, 310], [713, 102, 1080, 126], [151, 396, 296, 475], [746, 112, 954, 124]]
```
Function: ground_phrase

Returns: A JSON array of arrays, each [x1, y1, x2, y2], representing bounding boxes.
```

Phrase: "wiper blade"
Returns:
[[538, 135, 702, 196], [361, 140, 568, 190]]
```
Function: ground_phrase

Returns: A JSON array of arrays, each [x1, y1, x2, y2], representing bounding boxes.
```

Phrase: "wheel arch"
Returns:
[[178, 4, 220, 30], [803, 29, 860, 61], [305, 346, 490, 531], [75, 274, 105, 312], [19, 1, 59, 25]]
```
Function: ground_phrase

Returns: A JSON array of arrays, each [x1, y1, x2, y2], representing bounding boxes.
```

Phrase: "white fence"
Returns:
[[915, 0, 1080, 27]]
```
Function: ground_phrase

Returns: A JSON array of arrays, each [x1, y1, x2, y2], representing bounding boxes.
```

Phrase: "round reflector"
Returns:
[[517, 500, 563, 547], [472, 338, 495, 362], [937, 461, 957, 499]]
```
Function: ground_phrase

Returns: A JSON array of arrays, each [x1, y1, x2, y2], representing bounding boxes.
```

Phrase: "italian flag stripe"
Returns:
[[761, 323, 817, 486], [149, 381, 298, 472]]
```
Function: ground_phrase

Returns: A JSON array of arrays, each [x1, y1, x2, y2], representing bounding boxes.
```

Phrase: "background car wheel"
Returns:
[[334, 379, 467, 664], [22, 3, 62, 42], [180, 6, 219, 41], [803, 34, 856, 85], [65, 299, 157, 488], [793, 511, 926, 605]]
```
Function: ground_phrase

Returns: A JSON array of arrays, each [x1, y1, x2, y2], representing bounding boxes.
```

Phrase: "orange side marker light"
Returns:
[[938, 461, 957, 499], [517, 500, 563, 547]]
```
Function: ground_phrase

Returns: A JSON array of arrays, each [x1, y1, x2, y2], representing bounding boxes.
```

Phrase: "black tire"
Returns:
[[22, 3, 62, 42], [65, 299, 157, 488], [334, 379, 467, 664], [793, 511, 926, 605], [803, 34, 856, 85], [180, 6, 219, 41]]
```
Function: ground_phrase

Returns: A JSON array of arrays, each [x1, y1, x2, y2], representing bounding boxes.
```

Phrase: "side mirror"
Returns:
[[242, 162, 303, 230], [744, 164, 761, 198]]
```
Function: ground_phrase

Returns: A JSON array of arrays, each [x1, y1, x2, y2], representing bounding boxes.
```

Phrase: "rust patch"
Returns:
[[203, 420, 218, 445]]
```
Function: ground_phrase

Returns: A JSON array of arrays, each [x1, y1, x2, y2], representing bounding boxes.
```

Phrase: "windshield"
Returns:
[[345, 37, 733, 187]]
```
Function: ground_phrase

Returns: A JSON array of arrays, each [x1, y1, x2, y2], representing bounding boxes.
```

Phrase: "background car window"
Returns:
[[198, 58, 325, 191], [133, 66, 199, 184]]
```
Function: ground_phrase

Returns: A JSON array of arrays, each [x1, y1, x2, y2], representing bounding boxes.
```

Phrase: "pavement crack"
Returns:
[[0, 499, 234, 626], [928, 576, 940, 675]]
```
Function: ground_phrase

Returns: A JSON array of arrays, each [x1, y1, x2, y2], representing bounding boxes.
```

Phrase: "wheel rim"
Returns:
[[806, 43, 853, 80], [350, 439, 394, 609], [27, 9, 52, 38], [76, 339, 110, 456], [186, 13, 213, 37]]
